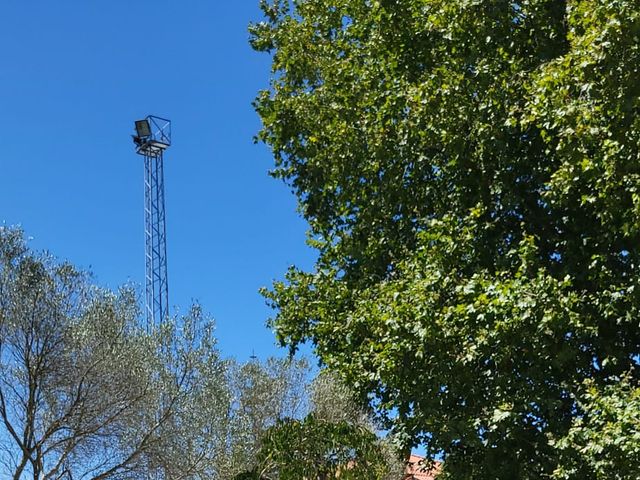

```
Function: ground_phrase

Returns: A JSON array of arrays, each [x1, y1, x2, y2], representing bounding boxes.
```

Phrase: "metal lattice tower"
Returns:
[[133, 116, 171, 327]]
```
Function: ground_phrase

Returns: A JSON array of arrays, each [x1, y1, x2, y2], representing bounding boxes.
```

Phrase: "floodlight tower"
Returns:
[[133, 116, 171, 327]]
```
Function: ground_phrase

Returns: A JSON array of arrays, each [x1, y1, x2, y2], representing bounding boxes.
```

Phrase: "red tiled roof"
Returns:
[[403, 454, 440, 480]]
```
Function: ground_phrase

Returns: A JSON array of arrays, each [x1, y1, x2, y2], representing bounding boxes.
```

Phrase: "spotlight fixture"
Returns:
[[135, 119, 151, 138]]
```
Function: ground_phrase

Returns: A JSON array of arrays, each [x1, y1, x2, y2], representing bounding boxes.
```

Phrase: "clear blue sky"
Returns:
[[0, 1, 317, 361]]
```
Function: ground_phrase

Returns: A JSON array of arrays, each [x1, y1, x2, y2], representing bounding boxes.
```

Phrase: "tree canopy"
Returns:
[[0, 227, 231, 479], [0, 226, 399, 479], [233, 370, 401, 480], [242, 415, 390, 480], [552, 374, 640, 479], [251, 0, 640, 477]]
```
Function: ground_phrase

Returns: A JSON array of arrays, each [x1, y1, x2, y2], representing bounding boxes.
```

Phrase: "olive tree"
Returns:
[[227, 357, 310, 474], [0, 227, 231, 480]]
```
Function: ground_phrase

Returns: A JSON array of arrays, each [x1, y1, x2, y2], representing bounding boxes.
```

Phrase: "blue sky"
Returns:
[[0, 1, 316, 361]]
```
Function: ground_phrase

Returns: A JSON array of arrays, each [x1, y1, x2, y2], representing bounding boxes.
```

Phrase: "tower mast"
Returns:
[[133, 116, 171, 326]]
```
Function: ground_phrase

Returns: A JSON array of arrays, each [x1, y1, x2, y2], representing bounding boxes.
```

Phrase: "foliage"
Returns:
[[551, 374, 640, 479], [145, 305, 232, 479], [308, 369, 370, 426], [306, 371, 403, 479], [251, 0, 640, 477], [227, 357, 311, 474], [242, 415, 391, 480], [0, 226, 399, 479], [0, 227, 230, 480], [230, 367, 401, 480]]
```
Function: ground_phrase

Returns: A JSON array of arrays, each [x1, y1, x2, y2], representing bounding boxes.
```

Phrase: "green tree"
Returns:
[[242, 415, 391, 480], [251, 0, 640, 477], [551, 374, 640, 479], [232, 371, 401, 480]]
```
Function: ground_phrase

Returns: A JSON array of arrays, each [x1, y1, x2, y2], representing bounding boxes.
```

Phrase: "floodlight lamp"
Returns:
[[135, 119, 151, 138]]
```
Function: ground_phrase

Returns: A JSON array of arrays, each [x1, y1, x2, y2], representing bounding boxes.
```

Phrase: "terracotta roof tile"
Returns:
[[403, 454, 440, 480]]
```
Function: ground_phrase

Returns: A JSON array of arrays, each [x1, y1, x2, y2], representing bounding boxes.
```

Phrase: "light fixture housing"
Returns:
[[135, 119, 151, 138]]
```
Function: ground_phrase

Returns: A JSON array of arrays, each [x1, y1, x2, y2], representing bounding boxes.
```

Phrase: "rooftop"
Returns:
[[403, 454, 440, 480]]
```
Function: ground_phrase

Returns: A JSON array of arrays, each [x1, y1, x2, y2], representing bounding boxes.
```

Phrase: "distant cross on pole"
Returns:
[[132, 116, 172, 328]]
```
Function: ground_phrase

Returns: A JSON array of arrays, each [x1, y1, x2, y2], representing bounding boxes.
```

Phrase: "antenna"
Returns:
[[133, 116, 171, 327]]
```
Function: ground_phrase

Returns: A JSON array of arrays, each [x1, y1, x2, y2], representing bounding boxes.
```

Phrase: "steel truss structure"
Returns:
[[133, 116, 171, 327]]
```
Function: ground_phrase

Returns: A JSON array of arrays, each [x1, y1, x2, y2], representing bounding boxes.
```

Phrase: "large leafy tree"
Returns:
[[251, 0, 640, 477], [552, 375, 640, 479]]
